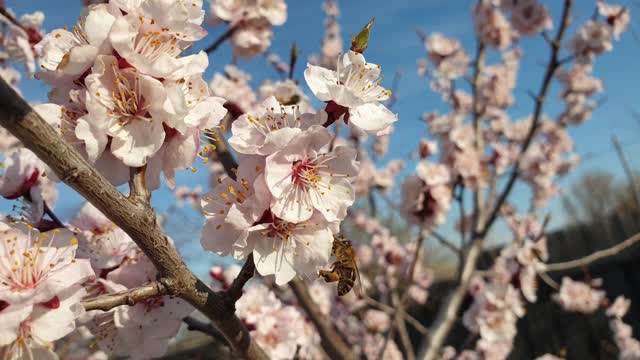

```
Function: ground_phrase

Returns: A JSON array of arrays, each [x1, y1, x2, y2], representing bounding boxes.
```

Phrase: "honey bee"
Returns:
[[318, 237, 362, 296]]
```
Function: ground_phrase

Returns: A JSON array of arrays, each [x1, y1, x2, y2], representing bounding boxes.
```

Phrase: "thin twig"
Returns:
[[541, 232, 640, 272], [431, 231, 461, 255], [470, 41, 486, 234], [210, 127, 239, 180], [379, 229, 426, 358], [43, 201, 64, 228], [204, 25, 236, 54], [612, 135, 640, 211], [183, 316, 229, 345], [361, 296, 428, 335], [393, 293, 416, 360], [288, 42, 298, 80], [81, 282, 166, 312], [223, 254, 255, 305]]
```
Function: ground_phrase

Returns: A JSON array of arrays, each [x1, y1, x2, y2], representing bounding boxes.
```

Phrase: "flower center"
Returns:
[[266, 218, 296, 243], [291, 159, 321, 190], [109, 63, 150, 125], [135, 29, 186, 62]]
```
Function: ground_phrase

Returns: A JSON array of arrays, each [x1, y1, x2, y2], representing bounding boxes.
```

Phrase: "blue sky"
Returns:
[[4, 0, 640, 277]]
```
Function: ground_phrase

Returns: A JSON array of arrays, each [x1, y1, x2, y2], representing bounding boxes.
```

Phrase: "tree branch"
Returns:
[[223, 254, 255, 305], [0, 77, 268, 360], [289, 279, 357, 360], [420, 3, 573, 358], [43, 200, 64, 228], [421, 237, 484, 360], [210, 127, 239, 180], [541, 232, 640, 273], [183, 316, 229, 345], [480, 0, 573, 238], [81, 282, 166, 312]]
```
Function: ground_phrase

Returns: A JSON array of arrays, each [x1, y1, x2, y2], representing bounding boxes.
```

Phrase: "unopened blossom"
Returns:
[[0, 221, 94, 306], [35, 4, 116, 84], [474, 3, 513, 50], [509, 0, 552, 36], [265, 125, 358, 223], [419, 139, 438, 158], [229, 96, 325, 156], [304, 51, 398, 134], [71, 202, 136, 270], [0, 286, 87, 360], [597, 2, 630, 39], [553, 277, 606, 313]]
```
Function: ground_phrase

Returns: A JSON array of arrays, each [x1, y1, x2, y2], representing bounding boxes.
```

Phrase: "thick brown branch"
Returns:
[[81, 282, 165, 312], [289, 279, 357, 360], [421, 238, 484, 360], [541, 232, 640, 273], [0, 77, 268, 360]]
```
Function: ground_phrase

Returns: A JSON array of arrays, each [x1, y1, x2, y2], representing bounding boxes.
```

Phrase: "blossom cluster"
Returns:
[[208, 0, 287, 59], [460, 211, 548, 358], [33, 0, 227, 189]]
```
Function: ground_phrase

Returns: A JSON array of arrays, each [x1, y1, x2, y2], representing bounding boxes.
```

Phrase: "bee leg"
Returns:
[[318, 270, 340, 283]]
